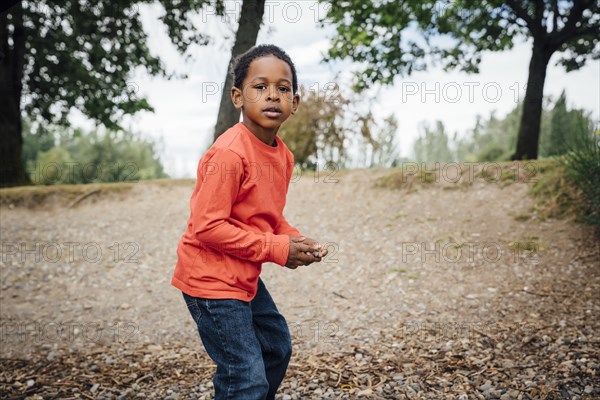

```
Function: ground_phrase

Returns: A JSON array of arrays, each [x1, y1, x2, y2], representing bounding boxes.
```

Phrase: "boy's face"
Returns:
[[231, 55, 299, 133]]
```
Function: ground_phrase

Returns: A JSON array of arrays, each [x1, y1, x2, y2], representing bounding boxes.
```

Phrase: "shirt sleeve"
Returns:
[[274, 216, 301, 236], [274, 152, 301, 237], [190, 147, 290, 266]]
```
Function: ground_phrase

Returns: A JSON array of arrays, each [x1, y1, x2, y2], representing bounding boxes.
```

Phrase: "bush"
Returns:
[[560, 132, 600, 233], [23, 123, 169, 185]]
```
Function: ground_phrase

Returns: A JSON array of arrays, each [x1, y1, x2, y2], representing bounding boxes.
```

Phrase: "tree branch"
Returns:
[[534, 0, 545, 32], [0, 13, 7, 63], [10, 1, 24, 100], [551, 0, 559, 33], [548, 0, 590, 47], [573, 23, 600, 40], [504, 13, 529, 30], [506, 0, 542, 38]]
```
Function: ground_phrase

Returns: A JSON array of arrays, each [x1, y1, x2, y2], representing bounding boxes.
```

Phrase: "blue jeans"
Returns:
[[182, 278, 292, 400]]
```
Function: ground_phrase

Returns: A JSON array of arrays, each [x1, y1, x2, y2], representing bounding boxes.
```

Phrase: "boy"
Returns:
[[172, 44, 327, 399]]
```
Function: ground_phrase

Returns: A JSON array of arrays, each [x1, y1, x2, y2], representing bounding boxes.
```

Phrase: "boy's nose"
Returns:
[[266, 86, 280, 101]]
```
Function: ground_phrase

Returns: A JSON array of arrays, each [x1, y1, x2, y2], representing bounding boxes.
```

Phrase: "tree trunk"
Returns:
[[0, 2, 28, 187], [213, 0, 265, 142], [511, 41, 553, 160]]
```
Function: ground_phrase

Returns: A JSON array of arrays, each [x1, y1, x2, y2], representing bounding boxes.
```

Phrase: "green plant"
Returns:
[[560, 133, 600, 233], [530, 159, 582, 220]]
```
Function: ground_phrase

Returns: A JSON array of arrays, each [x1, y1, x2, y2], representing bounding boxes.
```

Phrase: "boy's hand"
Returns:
[[301, 237, 328, 258], [285, 236, 323, 269]]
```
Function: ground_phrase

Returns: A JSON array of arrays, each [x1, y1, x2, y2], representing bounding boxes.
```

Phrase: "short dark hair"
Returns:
[[231, 44, 298, 94]]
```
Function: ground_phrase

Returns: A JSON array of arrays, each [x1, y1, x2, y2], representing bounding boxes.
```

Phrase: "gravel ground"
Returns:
[[1, 167, 598, 399]]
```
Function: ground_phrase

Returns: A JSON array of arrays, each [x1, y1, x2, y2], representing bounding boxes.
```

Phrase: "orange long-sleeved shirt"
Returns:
[[171, 122, 301, 301]]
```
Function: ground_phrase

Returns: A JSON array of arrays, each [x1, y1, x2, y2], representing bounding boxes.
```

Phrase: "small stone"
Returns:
[[47, 352, 56, 361], [26, 379, 35, 387], [147, 344, 163, 352], [90, 383, 100, 393], [584, 386, 593, 394]]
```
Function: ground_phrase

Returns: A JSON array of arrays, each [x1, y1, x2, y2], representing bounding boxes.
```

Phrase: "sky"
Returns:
[[71, 1, 600, 178]]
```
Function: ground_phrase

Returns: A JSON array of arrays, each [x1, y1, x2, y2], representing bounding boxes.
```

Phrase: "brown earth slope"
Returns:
[[1, 167, 598, 399]]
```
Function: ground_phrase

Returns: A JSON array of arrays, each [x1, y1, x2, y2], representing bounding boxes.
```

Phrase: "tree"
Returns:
[[278, 86, 348, 168], [540, 90, 595, 156], [22, 124, 168, 184], [279, 85, 388, 169], [213, 0, 265, 141], [449, 92, 594, 161], [0, 0, 225, 187], [413, 120, 455, 163], [370, 114, 399, 168], [321, 0, 599, 160]]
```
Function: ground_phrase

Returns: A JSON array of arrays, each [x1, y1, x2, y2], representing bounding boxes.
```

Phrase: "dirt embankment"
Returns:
[[1, 165, 598, 399]]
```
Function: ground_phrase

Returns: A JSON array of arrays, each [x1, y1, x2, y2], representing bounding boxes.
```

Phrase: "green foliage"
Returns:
[[457, 105, 521, 163], [21, 118, 54, 164], [279, 86, 347, 168], [528, 156, 597, 231], [413, 121, 455, 163], [372, 169, 436, 192], [34, 147, 75, 184], [23, 123, 168, 185], [18, 0, 225, 130], [369, 114, 400, 168], [412, 93, 595, 163], [509, 241, 543, 251], [539, 91, 595, 157], [321, 1, 599, 91], [279, 86, 400, 169], [560, 130, 600, 232], [530, 161, 582, 219]]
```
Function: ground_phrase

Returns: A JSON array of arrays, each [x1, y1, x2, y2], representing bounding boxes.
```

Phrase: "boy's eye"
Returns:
[[279, 86, 290, 92], [255, 84, 267, 90]]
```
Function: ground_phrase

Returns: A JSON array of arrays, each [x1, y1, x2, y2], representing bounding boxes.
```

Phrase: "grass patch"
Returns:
[[143, 178, 196, 187], [529, 158, 585, 221], [513, 213, 531, 222], [373, 169, 436, 191], [0, 182, 133, 208], [0, 178, 194, 208], [374, 161, 535, 191], [509, 241, 544, 251]]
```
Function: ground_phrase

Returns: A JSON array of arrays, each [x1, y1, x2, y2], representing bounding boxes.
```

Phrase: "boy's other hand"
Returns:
[[285, 236, 322, 269]]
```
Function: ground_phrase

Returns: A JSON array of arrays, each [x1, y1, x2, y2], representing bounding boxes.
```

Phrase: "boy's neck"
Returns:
[[241, 120, 278, 147]]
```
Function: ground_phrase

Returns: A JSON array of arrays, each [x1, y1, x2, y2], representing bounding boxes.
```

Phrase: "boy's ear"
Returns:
[[291, 93, 300, 114], [231, 86, 243, 109]]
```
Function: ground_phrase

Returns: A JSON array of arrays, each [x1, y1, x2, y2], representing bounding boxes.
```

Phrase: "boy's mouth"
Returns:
[[262, 106, 282, 118]]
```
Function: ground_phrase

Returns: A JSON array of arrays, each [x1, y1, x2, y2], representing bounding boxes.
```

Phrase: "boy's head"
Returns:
[[230, 44, 299, 134], [232, 44, 298, 94]]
